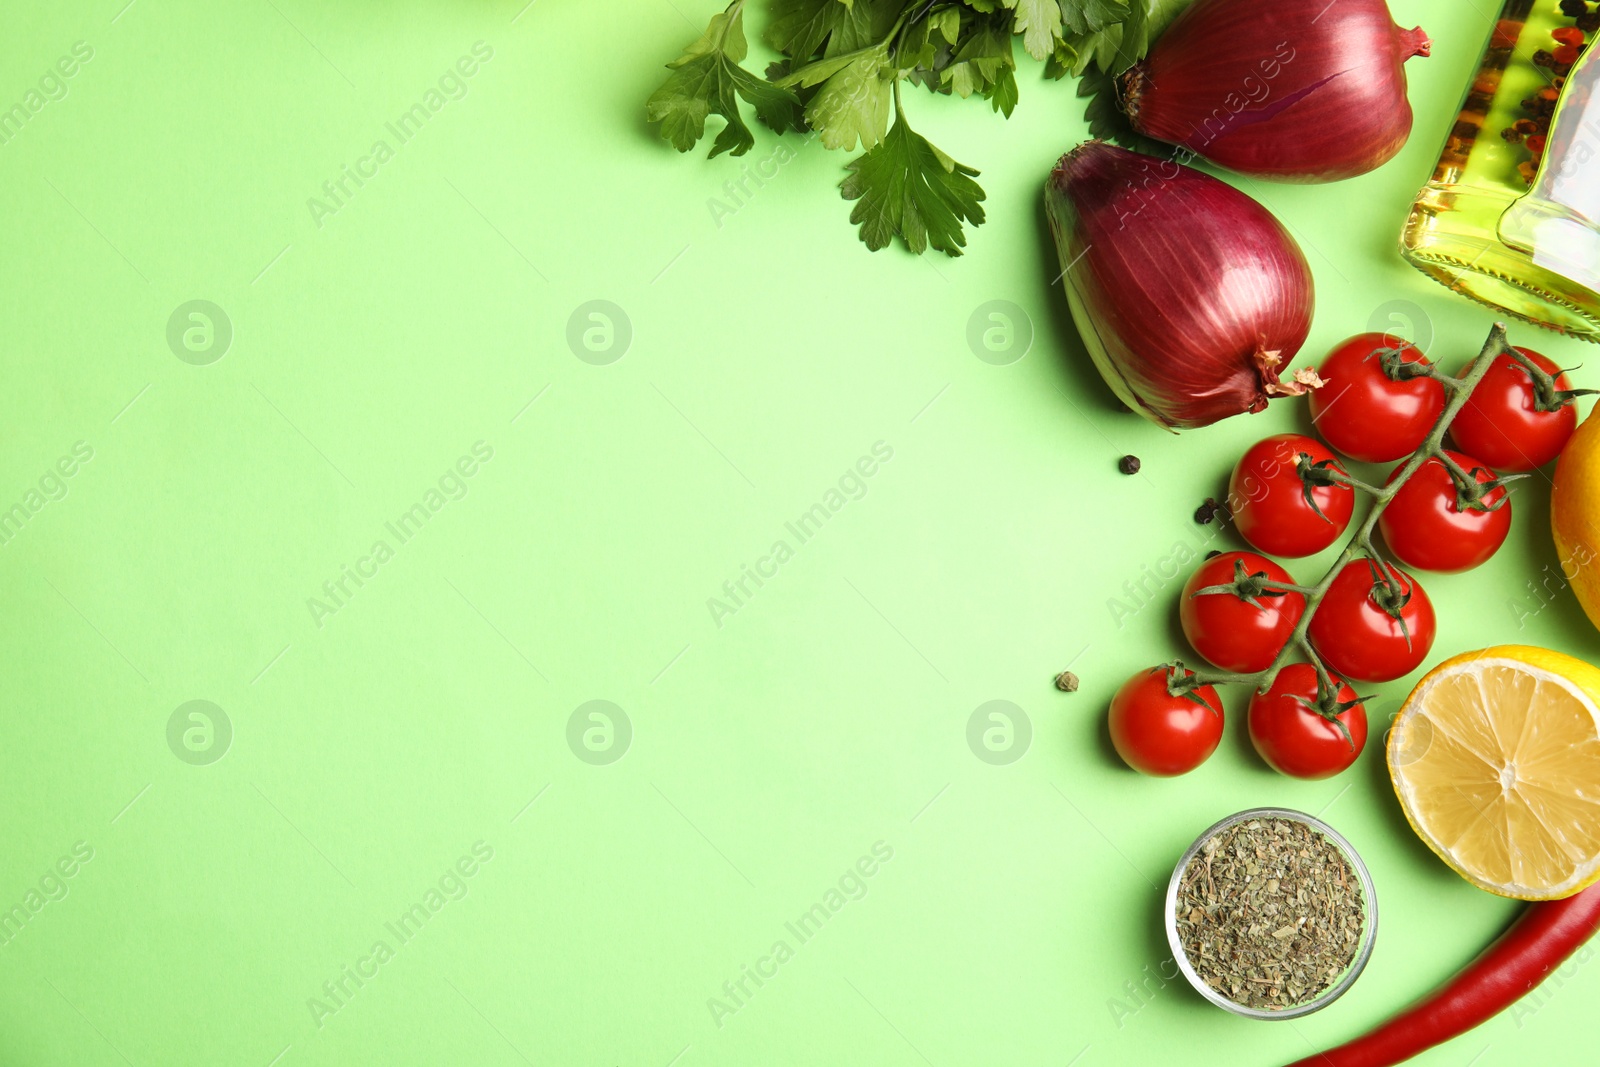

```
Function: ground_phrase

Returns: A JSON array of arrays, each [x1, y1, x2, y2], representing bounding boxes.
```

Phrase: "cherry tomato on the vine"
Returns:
[[1451, 347, 1581, 472], [1247, 663, 1368, 779], [1309, 333, 1446, 462], [1229, 434, 1355, 558], [1378, 450, 1512, 573], [1107, 666, 1224, 777], [1308, 560, 1436, 682], [1179, 551, 1304, 673]]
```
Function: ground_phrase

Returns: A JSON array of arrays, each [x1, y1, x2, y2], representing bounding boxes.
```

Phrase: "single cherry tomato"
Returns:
[[1228, 434, 1355, 558], [1378, 451, 1512, 573], [1451, 347, 1581, 472], [1247, 663, 1368, 779], [1308, 560, 1436, 682], [1179, 551, 1304, 673], [1107, 665, 1224, 777], [1309, 333, 1446, 462]]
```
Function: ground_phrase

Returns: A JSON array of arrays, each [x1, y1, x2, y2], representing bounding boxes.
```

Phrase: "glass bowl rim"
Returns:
[[1163, 806, 1379, 1021]]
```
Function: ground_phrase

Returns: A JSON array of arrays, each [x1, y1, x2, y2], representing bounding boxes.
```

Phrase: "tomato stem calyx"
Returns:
[[1364, 557, 1415, 648], [1374, 342, 1434, 382], [1163, 662, 1223, 715], [1434, 449, 1526, 512], [1295, 454, 1353, 522], [1290, 686, 1371, 749], [1506, 349, 1599, 413], [1189, 557, 1301, 607]]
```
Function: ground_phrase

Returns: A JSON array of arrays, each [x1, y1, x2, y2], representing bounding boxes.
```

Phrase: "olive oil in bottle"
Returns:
[[1402, 0, 1600, 341]]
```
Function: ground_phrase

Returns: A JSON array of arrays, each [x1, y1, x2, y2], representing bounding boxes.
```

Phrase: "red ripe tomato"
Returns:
[[1247, 663, 1368, 779], [1308, 333, 1446, 462], [1378, 451, 1512, 573], [1308, 560, 1436, 682], [1179, 551, 1304, 672], [1228, 434, 1355, 558], [1451, 347, 1580, 472], [1108, 666, 1224, 777]]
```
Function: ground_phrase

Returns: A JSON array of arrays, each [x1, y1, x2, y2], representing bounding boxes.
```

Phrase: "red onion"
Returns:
[[1044, 142, 1319, 430], [1121, 0, 1430, 182]]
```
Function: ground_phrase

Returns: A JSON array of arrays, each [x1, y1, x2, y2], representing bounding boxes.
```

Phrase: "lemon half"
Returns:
[[1388, 645, 1600, 900]]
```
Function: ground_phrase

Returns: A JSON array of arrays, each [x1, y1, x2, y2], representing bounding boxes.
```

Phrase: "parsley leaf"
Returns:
[[646, 2, 803, 158], [1004, 0, 1064, 62], [841, 99, 986, 255], [765, 0, 848, 61], [1062, 0, 1186, 75], [826, 1, 904, 53], [783, 42, 894, 150], [1059, 0, 1132, 35], [939, 17, 1015, 95], [989, 65, 1019, 116]]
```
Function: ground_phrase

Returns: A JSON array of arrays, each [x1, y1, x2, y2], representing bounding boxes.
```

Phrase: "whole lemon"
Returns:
[[1552, 406, 1600, 630]]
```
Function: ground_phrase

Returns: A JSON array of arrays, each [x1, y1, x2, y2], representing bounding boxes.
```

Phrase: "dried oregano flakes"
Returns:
[[1175, 817, 1366, 1011]]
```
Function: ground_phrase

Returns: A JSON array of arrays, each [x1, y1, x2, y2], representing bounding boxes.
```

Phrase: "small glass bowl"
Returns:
[[1163, 806, 1379, 1020]]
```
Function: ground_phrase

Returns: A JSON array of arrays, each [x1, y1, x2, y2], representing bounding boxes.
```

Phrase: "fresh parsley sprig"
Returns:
[[646, 0, 1170, 257], [842, 81, 986, 255], [645, 4, 804, 157]]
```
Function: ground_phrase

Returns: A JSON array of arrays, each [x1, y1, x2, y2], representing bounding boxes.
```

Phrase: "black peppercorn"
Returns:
[[1118, 454, 1141, 475]]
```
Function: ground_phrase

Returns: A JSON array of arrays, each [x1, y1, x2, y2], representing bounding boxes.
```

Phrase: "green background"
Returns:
[[2, 0, 1596, 1064]]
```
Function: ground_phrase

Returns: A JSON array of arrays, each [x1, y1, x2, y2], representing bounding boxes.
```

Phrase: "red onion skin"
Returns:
[[1122, 0, 1431, 183], [1044, 142, 1316, 430]]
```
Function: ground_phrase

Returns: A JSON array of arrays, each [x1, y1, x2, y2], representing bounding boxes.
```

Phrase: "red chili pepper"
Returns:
[[1282, 883, 1600, 1067]]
